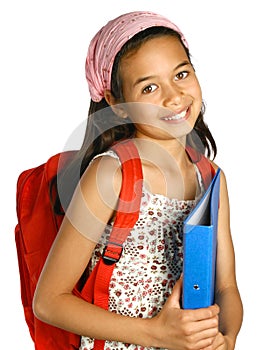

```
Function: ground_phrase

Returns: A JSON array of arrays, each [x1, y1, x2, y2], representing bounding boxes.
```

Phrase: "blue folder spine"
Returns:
[[182, 224, 217, 309], [182, 168, 220, 309]]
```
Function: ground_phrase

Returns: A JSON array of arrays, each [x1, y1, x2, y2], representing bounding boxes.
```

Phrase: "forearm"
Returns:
[[215, 285, 243, 349], [34, 293, 153, 347]]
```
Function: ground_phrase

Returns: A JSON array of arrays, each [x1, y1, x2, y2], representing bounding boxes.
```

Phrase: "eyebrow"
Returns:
[[133, 60, 191, 87]]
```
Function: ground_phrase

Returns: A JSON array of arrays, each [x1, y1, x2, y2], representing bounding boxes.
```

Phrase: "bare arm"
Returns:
[[213, 168, 243, 349]]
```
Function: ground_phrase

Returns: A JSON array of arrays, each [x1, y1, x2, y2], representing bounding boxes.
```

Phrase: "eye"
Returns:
[[175, 71, 189, 81], [142, 84, 158, 94]]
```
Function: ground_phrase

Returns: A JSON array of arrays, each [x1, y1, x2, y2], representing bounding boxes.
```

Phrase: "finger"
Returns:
[[182, 314, 219, 341], [166, 277, 182, 308], [191, 336, 217, 350], [182, 330, 218, 350], [203, 332, 225, 350], [187, 329, 221, 350], [192, 304, 220, 322], [188, 320, 219, 342], [203, 334, 227, 350], [179, 305, 219, 326]]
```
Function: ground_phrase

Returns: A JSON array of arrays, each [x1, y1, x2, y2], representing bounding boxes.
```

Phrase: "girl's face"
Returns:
[[117, 35, 203, 141]]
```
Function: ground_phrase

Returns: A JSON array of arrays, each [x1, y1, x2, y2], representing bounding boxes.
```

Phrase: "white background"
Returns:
[[1, 0, 269, 348]]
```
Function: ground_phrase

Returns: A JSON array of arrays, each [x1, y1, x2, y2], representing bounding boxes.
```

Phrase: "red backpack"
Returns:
[[14, 139, 214, 350]]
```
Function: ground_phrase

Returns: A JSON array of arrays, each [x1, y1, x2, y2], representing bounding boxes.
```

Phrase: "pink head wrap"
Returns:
[[85, 11, 189, 102]]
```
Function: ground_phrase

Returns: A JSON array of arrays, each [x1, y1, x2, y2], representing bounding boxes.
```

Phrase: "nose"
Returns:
[[163, 83, 183, 107]]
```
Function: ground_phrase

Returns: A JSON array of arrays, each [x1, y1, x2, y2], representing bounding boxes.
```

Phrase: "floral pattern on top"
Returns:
[[80, 151, 203, 350]]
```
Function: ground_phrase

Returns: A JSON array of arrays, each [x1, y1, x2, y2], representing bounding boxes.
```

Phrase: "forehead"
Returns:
[[123, 34, 187, 61], [119, 35, 189, 77]]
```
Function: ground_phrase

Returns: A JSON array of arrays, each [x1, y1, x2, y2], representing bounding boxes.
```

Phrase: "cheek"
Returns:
[[121, 85, 140, 104], [195, 78, 202, 99], [126, 103, 156, 122], [190, 79, 202, 106]]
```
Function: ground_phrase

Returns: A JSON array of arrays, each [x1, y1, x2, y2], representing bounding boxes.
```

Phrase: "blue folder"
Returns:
[[182, 168, 221, 309]]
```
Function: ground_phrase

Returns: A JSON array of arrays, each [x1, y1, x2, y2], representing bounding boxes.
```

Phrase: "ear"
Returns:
[[104, 90, 128, 119]]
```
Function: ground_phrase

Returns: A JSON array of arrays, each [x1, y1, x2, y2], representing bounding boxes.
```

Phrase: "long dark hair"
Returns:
[[52, 26, 217, 214]]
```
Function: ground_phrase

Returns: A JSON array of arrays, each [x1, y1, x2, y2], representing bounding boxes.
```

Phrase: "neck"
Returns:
[[132, 136, 198, 201], [133, 135, 190, 170]]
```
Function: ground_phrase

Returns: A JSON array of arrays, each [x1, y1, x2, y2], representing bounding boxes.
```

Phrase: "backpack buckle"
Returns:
[[102, 241, 123, 265]]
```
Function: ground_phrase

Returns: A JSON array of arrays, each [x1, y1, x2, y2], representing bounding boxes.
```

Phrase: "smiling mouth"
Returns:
[[162, 107, 190, 121]]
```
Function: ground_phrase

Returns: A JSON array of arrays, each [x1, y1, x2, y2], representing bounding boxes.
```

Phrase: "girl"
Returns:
[[33, 11, 243, 350]]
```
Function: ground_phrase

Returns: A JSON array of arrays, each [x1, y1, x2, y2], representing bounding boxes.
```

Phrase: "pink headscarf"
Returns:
[[85, 11, 188, 102]]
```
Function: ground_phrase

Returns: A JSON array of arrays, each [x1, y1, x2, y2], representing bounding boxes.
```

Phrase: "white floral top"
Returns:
[[80, 151, 203, 350]]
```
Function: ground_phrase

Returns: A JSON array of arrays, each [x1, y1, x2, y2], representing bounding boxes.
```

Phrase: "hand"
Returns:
[[201, 332, 234, 350], [150, 276, 220, 350]]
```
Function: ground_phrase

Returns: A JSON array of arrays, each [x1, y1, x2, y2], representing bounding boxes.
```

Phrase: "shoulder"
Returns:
[[209, 160, 227, 186], [81, 152, 123, 203], [60, 157, 122, 242], [64, 153, 123, 241]]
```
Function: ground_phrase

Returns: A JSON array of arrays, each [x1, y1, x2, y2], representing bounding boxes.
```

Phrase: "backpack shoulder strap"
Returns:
[[103, 139, 143, 261], [186, 146, 215, 189], [74, 139, 143, 350]]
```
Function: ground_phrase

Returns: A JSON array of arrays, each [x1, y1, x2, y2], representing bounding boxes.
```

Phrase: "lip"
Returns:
[[161, 106, 191, 124]]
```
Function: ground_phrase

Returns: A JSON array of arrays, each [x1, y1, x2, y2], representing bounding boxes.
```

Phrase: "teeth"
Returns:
[[163, 109, 187, 121]]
